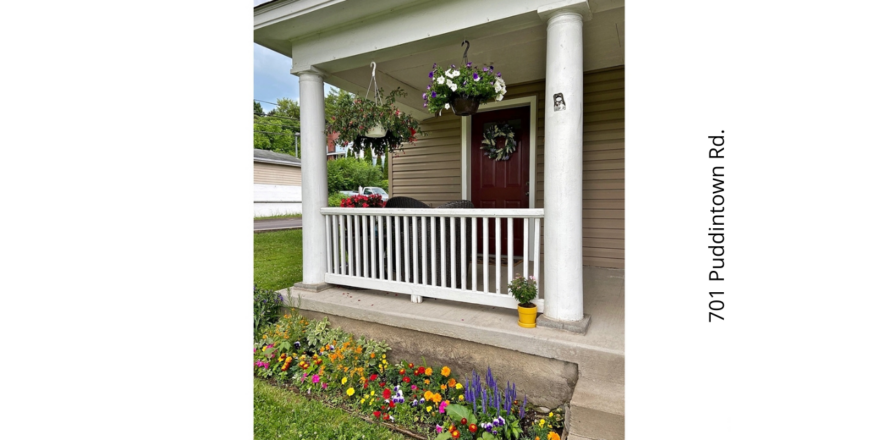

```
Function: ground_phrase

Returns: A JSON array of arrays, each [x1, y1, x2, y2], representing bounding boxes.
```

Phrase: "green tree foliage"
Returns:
[[327, 157, 385, 194], [324, 87, 355, 122], [254, 99, 299, 155]]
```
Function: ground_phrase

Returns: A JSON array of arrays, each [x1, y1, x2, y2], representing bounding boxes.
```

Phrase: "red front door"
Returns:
[[471, 106, 530, 256]]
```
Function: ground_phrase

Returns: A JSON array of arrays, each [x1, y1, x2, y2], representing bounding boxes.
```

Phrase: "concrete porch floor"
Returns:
[[285, 265, 624, 440]]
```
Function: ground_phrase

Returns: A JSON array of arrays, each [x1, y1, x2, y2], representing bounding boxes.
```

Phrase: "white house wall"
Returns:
[[254, 183, 303, 216]]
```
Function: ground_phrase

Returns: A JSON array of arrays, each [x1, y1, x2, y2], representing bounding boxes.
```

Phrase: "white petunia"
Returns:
[[445, 69, 454, 78], [496, 94, 504, 101], [449, 83, 457, 92], [437, 76, 446, 85], [444, 103, 450, 109], [453, 70, 460, 77]]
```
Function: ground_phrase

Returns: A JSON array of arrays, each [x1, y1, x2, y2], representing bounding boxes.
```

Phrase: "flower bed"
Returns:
[[255, 308, 564, 440]]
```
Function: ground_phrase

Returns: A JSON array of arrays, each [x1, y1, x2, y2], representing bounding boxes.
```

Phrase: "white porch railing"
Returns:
[[321, 207, 544, 312]]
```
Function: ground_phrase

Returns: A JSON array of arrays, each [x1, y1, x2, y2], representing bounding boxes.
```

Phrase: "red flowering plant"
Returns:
[[325, 87, 424, 155], [339, 194, 386, 208]]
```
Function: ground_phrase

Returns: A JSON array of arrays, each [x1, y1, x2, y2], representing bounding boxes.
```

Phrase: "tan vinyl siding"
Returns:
[[390, 66, 624, 268], [254, 162, 302, 186], [390, 113, 462, 206]]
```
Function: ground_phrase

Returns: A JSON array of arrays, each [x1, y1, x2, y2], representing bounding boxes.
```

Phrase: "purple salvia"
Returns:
[[519, 395, 527, 419]]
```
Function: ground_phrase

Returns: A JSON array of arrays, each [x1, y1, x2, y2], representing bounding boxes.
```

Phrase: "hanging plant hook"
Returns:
[[461, 40, 470, 64], [365, 61, 380, 103]]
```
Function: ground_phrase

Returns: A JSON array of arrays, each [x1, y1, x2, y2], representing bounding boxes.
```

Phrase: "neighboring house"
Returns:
[[326, 131, 346, 161], [255, 1, 624, 438], [253, 149, 302, 216]]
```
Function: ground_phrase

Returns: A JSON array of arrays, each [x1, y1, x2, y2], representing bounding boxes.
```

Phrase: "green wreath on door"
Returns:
[[480, 122, 517, 161]]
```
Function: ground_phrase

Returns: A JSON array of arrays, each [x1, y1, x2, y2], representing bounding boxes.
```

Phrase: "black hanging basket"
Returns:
[[451, 94, 480, 116]]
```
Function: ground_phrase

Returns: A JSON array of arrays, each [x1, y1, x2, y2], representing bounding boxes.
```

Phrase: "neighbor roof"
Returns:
[[254, 149, 301, 167]]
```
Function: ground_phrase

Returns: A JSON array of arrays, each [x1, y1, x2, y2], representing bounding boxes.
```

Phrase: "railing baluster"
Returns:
[[346, 215, 353, 276], [507, 217, 514, 295], [471, 216, 477, 292], [378, 215, 385, 280], [449, 215, 456, 289], [362, 214, 369, 278], [431, 217, 437, 286], [440, 216, 446, 288], [325, 215, 331, 275], [370, 215, 377, 279], [482, 217, 488, 294], [495, 217, 501, 295], [332, 215, 339, 274], [404, 215, 411, 283], [412, 217, 419, 285], [523, 218, 530, 281], [354, 215, 361, 277], [338, 215, 345, 274], [534, 217, 541, 299], [395, 216, 402, 282], [460, 217, 467, 290], [421, 216, 427, 285]]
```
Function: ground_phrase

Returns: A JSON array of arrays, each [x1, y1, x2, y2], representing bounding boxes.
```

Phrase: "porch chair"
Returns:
[[434, 200, 474, 289], [382, 197, 430, 283]]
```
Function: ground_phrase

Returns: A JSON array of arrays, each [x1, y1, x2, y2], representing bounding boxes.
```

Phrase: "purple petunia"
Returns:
[[473, 73, 480, 80], [497, 72, 502, 77], [431, 91, 436, 98], [423, 103, 427, 107], [433, 62, 437, 69], [428, 71, 433, 78], [422, 93, 427, 100], [489, 65, 494, 70], [483, 67, 489, 72], [466, 61, 472, 67]]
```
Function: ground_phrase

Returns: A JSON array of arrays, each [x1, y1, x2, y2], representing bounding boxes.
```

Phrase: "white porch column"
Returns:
[[294, 69, 330, 291], [539, 1, 590, 324]]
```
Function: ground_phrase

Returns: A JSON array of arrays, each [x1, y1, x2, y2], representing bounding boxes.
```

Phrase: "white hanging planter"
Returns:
[[365, 124, 387, 138]]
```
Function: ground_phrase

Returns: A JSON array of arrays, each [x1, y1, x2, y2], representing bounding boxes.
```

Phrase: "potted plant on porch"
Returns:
[[509, 274, 538, 328], [423, 61, 507, 116]]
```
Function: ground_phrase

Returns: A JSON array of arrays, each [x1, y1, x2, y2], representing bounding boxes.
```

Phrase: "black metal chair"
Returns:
[[383, 197, 430, 282]]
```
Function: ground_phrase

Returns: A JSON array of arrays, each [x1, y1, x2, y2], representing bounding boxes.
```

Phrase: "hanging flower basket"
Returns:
[[325, 62, 424, 154], [365, 124, 387, 138], [423, 61, 507, 116], [451, 94, 480, 116]]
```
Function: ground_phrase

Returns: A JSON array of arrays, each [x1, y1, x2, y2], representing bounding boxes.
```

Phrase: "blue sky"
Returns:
[[253, 0, 334, 110]]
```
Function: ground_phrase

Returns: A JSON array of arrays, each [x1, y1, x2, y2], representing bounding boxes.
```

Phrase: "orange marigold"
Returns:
[[432, 393, 442, 403], [441, 366, 451, 377], [548, 433, 561, 440], [448, 378, 457, 387], [424, 391, 434, 400], [425, 367, 433, 376]]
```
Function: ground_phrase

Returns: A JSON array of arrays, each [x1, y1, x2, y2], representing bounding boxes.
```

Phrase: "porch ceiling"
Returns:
[[255, 0, 624, 119]]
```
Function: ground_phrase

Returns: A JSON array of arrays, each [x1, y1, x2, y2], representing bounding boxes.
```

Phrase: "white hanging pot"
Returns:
[[365, 124, 387, 138]]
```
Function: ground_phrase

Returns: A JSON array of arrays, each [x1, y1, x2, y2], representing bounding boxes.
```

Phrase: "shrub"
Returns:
[[341, 194, 385, 208], [328, 192, 347, 207], [254, 284, 285, 334], [327, 157, 385, 194], [508, 275, 537, 307]]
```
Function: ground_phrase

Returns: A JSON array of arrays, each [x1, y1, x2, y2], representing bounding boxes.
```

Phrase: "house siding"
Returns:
[[390, 112, 462, 206], [390, 66, 624, 269], [254, 161, 302, 186]]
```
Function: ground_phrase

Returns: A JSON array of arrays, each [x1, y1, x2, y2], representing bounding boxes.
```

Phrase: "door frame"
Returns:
[[460, 95, 538, 259]]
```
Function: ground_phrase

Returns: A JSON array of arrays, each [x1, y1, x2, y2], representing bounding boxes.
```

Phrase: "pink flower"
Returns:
[[439, 400, 448, 413], [322, 382, 327, 390], [312, 374, 320, 383], [436, 425, 443, 434], [411, 385, 418, 391]]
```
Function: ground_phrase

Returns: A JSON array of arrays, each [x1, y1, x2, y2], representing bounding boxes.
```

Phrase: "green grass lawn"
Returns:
[[254, 229, 303, 291], [254, 379, 408, 440], [255, 213, 303, 220]]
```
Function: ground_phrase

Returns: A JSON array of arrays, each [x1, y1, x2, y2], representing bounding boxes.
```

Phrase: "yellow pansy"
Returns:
[[346, 388, 355, 396], [426, 406, 433, 413], [455, 383, 463, 390], [341, 377, 348, 385], [549, 412, 554, 417]]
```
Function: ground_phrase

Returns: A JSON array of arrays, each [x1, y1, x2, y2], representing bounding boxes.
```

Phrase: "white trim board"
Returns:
[[460, 95, 539, 260]]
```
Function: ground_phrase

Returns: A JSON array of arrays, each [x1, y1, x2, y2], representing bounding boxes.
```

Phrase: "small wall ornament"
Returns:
[[481, 122, 517, 161]]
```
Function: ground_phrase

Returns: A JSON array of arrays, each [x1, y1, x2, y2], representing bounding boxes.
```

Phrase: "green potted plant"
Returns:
[[326, 87, 423, 155], [508, 274, 538, 328], [423, 61, 507, 116]]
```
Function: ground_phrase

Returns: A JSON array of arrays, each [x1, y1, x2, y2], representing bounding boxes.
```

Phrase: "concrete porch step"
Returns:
[[567, 376, 625, 440]]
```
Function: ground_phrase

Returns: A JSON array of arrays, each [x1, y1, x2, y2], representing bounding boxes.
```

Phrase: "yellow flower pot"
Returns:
[[517, 304, 537, 328]]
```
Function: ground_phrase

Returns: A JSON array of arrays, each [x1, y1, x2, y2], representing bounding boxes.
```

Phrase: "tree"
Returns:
[[254, 98, 298, 155], [324, 87, 355, 122]]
